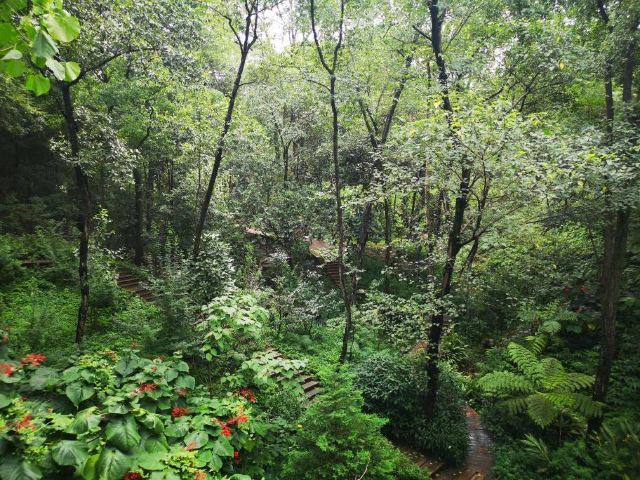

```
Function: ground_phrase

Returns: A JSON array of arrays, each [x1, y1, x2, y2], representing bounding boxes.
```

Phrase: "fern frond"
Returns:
[[548, 372, 594, 392], [527, 334, 548, 355], [570, 393, 602, 419], [521, 434, 551, 463], [507, 342, 542, 380], [539, 320, 561, 336], [477, 371, 535, 395], [502, 396, 528, 415], [526, 393, 558, 427]]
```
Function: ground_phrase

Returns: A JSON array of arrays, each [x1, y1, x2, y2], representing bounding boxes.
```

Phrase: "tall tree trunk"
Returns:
[[588, 5, 635, 433], [309, 0, 351, 363], [420, 0, 472, 416], [283, 141, 290, 183], [61, 83, 90, 344], [193, 4, 258, 258], [383, 198, 392, 292], [133, 167, 145, 265]]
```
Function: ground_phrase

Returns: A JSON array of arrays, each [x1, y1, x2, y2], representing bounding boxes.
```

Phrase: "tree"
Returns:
[[309, 0, 353, 364], [193, 0, 261, 259]]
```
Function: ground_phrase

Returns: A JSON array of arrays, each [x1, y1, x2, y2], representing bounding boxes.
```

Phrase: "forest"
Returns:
[[0, 0, 639, 479]]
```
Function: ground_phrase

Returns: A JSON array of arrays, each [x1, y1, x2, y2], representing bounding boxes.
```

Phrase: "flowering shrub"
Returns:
[[0, 341, 255, 480]]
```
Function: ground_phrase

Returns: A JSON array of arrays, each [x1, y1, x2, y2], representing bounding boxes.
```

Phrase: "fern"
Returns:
[[478, 334, 601, 429]]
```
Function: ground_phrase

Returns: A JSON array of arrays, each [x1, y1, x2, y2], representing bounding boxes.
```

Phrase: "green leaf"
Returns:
[[135, 452, 165, 471], [32, 28, 57, 59], [0, 457, 42, 480], [0, 23, 18, 44], [114, 355, 140, 377], [229, 476, 251, 480], [2, 49, 22, 60], [46, 57, 64, 80], [25, 73, 50, 96], [174, 375, 195, 389], [211, 437, 234, 457], [164, 421, 189, 438], [68, 407, 101, 434], [184, 430, 208, 449], [64, 61, 80, 82], [66, 382, 95, 407], [95, 448, 131, 480], [29, 367, 59, 389], [105, 416, 141, 452], [0, 393, 13, 408], [139, 412, 164, 434], [43, 11, 80, 42], [2, 58, 24, 77], [52, 440, 89, 467]]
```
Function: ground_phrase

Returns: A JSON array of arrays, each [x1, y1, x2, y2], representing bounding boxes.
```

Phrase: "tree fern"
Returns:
[[478, 336, 602, 429]]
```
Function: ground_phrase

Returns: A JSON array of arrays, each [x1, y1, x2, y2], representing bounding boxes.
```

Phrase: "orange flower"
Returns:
[[20, 353, 46, 367], [15, 414, 34, 432]]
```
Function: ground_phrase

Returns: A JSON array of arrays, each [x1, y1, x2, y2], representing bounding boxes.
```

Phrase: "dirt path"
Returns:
[[432, 406, 493, 480]]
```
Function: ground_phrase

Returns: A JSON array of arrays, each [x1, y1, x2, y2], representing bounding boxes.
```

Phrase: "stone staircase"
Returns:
[[269, 350, 321, 401], [117, 271, 156, 302]]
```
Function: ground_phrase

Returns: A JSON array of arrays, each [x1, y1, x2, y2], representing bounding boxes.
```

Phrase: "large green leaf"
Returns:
[[95, 448, 131, 480], [114, 355, 140, 377], [46, 57, 65, 80], [43, 11, 80, 42], [135, 452, 165, 471], [0, 458, 42, 480], [105, 416, 141, 452], [31, 28, 57, 59], [68, 407, 101, 434], [184, 430, 208, 449], [25, 73, 50, 96], [52, 440, 89, 467], [2, 49, 21, 60], [64, 61, 80, 82], [29, 367, 59, 389], [0, 23, 18, 43], [66, 382, 95, 407], [3, 58, 26, 77], [211, 437, 234, 457]]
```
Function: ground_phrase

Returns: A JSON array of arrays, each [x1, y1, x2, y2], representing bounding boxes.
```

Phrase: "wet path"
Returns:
[[432, 406, 493, 480], [398, 405, 493, 479]]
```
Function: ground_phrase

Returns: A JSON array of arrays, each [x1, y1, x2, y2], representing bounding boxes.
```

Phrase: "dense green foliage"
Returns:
[[2, 0, 640, 478]]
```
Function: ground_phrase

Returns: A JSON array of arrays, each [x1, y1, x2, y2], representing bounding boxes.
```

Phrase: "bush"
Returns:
[[0, 342, 261, 480], [283, 370, 398, 480], [355, 351, 468, 464]]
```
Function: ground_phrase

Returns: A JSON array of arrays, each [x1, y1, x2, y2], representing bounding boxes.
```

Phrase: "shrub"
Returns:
[[355, 351, 468, 464], [188, 232, 236, 305], [283, 370, 398, 480], [0, 341, 260, 480]]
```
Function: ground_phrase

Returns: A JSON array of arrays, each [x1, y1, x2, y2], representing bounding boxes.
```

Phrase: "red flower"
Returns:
[[227, 414, 249, 425], [221, 425, 232, 437], [123, 472, 142, 480], [171, 406, 189, 418], [0, 363, 14, 376], [15, 414, 34, 432], [234, 450, 239, 458], [20, 353, 46, 367], [238, 388, 256, 403], [134, 382, 158, 395]]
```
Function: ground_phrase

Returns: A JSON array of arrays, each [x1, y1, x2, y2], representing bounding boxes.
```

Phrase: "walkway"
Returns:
[[431, 406, 493, 480]]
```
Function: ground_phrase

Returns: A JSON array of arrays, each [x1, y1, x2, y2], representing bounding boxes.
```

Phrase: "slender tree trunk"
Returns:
[[133, 167, 145, 265], [329, 74, 353, 365], [61, 83, 90, 344], [383, 198, 392, 292], [283, 141, 290, 183], [193, 47, 250, 258]]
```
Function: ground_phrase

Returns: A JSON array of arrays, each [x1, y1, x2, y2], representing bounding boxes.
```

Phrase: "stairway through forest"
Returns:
[[117, 271, 156, 302]]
